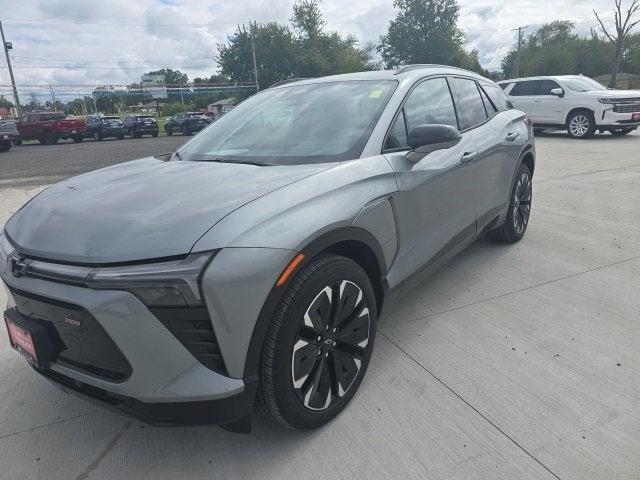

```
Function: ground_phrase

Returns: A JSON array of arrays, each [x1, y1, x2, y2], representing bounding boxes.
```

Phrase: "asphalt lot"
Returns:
[[0, 130, 639, 479], [0, 136, 189, 188]]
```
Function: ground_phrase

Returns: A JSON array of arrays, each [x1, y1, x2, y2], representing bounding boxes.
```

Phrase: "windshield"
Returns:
[[175, 80, 397, 165], [561, 77, 605, 92], [41, 113, 65, 121]]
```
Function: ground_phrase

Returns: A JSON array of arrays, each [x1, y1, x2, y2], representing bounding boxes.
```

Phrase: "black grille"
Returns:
[[10, 288, 132, 382], [613, 103, 640, 113], [149, 307, 227, 375]]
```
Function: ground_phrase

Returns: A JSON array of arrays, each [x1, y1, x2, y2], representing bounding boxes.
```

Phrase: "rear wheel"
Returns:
[[72, 135, 83, 143], [257, 254, 377, 430], [12, 138, 22, 146], [0, 140, 11, 152], [488, 162, 532, 243], [165, 126, 173, 136], [44, 131, 58, 145], [566, 110, 595, 139]]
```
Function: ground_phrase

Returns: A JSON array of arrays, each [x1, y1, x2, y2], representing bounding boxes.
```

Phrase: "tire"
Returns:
[[117, 134, 124, 140], [184, 125, 192, 136], [566, 110, 595, 139], [166, 126, 173, 136], [487, 162, 532, 243], [73, 135, 83, 143], [0, 140, 10, 152], [257, 253, 377, 430], [610, 128, 634, 136], [44, 131, 58, 145], [152, 131, 158, 138], [134, 131, 142, 139], [12, 138, 22, 146], [93, 131, 102, 141], [38, 138, 46, 145]]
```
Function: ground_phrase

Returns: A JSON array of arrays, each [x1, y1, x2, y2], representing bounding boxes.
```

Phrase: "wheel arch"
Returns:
[[565, 107, 595, 125], [242, 226, 387, 378]]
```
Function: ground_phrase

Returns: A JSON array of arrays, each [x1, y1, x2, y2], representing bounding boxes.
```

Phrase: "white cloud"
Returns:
[[0, 0, 623, 102]]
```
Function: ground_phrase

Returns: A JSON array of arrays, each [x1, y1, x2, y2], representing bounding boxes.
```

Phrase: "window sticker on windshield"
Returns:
[[369, 90, 382, 98]]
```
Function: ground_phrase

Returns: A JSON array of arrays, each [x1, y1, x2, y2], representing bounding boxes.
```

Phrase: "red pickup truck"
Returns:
[[17, 112, 87, 145]]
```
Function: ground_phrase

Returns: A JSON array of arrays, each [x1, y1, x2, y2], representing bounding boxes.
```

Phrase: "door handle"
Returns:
[[505, 132, 520, 142], [460, 151, 477, 163]]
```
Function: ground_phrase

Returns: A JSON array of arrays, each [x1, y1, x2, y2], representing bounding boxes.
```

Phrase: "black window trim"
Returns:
[[381, 74, 462, 154]]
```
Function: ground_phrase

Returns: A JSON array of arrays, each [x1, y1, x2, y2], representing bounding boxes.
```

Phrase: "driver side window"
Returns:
[[383, 77, 458, 151]]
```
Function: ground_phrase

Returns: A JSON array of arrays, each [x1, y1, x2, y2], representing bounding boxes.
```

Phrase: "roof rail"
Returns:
[[394, 64, 468, 75], [269, 78, 310, 88]]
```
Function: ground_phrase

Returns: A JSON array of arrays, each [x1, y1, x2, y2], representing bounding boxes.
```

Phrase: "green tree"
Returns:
[[217, 1, 374, 88], [0, 95, 13, 108], [378, 0, 466, 68], [143, 68, 189, 85], [594, 0, 640, 87]]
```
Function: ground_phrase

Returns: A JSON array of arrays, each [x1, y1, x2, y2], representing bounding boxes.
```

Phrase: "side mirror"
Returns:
[[406, 124, 461, 162], [550, 88, 564, 97]]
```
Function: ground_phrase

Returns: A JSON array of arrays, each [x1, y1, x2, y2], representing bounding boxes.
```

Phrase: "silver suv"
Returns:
[[2, 65, 534, 433], [499, 75, 640, 138]]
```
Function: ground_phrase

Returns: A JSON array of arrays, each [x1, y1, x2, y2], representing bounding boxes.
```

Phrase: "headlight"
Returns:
[[598, 98, 618, 104], [0, 233, 15, 264], [86, 251, 215, 307]]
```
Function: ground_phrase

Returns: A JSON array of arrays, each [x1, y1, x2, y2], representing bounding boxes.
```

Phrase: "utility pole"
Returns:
[[0, 20, 22, 117], [511, 26, 527, 78], [179, 80, 184, 105], [250, 22, 259, 92]]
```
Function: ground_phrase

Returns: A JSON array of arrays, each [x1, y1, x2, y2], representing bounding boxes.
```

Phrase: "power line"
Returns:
[[1, 16, 254, 27], [10, 55, 214, 64], [1, 65, 216, 70]]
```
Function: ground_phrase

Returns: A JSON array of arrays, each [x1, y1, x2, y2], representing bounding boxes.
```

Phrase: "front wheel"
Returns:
[[488, 162, 532, 243], [0, 140, 11, 152], [152, 131, 158, 138], [93, 131, 102, 141], [72, 135, 83, 143], [566, 110, 595, 139], [12, 138, 22, 146], [257, 254, 377, 430], [165, 126, 173, 136]]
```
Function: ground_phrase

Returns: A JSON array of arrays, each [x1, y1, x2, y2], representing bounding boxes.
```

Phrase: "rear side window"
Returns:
[[481, 83, 510, 112], [479, 87, 497, 116], [510, 80, 541, 96], [449, 77, 488, 130]]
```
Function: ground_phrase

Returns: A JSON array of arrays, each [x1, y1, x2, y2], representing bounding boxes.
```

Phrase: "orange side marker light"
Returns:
[[276, 253, 305, 286]]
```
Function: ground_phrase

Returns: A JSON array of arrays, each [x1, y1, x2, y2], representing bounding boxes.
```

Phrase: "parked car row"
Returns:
[[499, 74, 640, 139], [0, 111, 212, 152]]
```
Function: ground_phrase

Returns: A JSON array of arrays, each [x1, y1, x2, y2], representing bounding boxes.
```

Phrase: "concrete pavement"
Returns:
[[0, 131, 639, 479]]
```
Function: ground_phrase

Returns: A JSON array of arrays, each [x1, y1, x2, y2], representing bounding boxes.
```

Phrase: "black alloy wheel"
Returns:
[[257, 254, 377, 429], [488, 162, 532, 243], [291, 280, 371, 411]]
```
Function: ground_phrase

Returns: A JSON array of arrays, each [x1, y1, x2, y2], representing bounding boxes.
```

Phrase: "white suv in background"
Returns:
[[499, 75, 640, 139]]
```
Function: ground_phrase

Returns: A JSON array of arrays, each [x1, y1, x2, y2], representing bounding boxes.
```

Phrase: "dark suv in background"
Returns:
[[164, 112, 211, 136], [123, 115, 159, 138], [0, 120, 21, 152], [86, 115, 125, 141]]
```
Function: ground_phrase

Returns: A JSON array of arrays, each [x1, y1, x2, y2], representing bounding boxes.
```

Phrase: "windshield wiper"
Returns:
[[198, 158, 273, 166]]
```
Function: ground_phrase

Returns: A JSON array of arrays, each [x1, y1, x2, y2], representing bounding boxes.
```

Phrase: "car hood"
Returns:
[[580, 89, 640, 98], [4, 157, 330, 264]]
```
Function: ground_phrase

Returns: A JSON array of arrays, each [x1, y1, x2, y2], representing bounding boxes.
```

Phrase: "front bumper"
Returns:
[[1, 133, 19, 141], [0, 269, 251, 426], [598, 109, 640, 127], [100, 127, 125, 137], [133, 125, 159, 134]]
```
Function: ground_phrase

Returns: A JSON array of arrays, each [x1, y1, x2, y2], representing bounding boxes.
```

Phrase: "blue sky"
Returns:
[[0, 0, 622, 98]]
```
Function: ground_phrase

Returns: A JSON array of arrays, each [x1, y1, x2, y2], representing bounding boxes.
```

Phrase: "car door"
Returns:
[[536, 79, 565, 124], [465, 80, 529, 225], [383, 76, 479, 279], [507, 80, 543, 123]]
